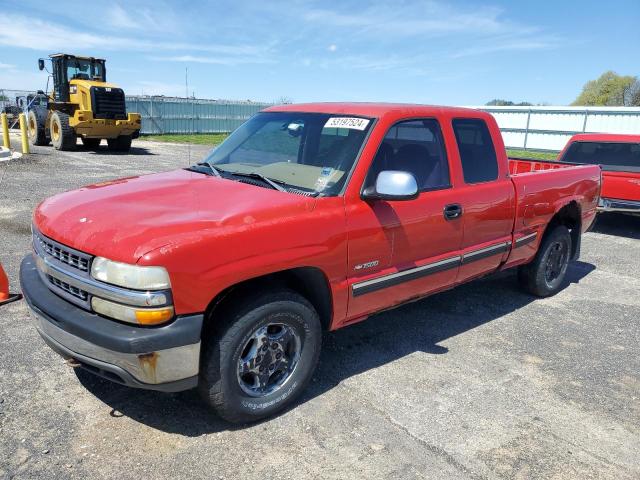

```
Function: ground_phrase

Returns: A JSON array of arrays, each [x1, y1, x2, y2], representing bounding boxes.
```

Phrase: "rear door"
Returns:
[[346, 118, 464, 319], [451, 118, 516, 284]]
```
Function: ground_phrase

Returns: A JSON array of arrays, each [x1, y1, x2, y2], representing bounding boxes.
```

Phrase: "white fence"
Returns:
[[474, 106, 640, 152]]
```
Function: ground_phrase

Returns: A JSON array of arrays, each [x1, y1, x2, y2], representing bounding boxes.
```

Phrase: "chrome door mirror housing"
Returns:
[[362, 170, 419, 201]]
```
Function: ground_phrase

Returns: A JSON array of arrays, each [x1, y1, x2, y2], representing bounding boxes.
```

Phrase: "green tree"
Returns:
[[572, 71, 638, 106], [626, 80, 640, 106], [485, 99, 533, 106]]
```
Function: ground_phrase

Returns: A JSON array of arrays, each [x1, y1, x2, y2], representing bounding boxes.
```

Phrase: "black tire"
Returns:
[[107, 135, 132, 152], [50, 111, 76, 150], [199, 289, 322, 423], [81, 137, 101, 149], [518, 225, 572, 297], [27, 110, 48, 146]]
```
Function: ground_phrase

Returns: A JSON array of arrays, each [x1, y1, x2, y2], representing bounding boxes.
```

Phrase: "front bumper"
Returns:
[[74, 112, 141, 139], [597, 197, 640, 214], [20, 255, 202, 392]]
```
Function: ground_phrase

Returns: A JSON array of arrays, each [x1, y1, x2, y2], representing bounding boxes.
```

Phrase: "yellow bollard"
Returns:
[[1, 113, 9, 149], [19, 113, 30, 154]]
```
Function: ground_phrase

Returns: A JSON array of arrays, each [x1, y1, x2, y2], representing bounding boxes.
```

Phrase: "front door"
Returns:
[[346, 119, 464, 320]]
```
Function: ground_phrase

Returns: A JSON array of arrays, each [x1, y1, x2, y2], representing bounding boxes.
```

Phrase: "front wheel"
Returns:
[[199, 290, 322, 423], [518, 225, 572, 297], [50, 111, 76, 150]]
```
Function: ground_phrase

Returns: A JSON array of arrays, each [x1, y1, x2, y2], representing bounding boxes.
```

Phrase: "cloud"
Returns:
[[451, 38, 557, 58], [301, 2, 533, 37], [328, 44, 338, 52], [106, 4, 139, 29], [0, 12, 272, 59], [151, 55, 275, 66], [0, 63, 16, 69]]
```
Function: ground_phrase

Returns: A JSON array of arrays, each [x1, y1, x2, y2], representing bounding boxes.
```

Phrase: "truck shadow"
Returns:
[[84, 146, 157, 156], [591, 213, 640, 240], [76, 261, 595, 435]]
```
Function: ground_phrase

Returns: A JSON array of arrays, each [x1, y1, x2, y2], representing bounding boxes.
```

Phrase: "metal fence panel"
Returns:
[[476, 106, 640, 151], [125, 96, 272, 135]]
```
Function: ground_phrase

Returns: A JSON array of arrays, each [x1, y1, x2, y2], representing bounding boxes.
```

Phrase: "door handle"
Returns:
[[443, 203, 463, 220]]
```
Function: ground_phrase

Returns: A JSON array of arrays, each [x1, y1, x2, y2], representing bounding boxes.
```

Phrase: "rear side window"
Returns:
[[452, 119, 499, 184], [561, 141, 640, 172]]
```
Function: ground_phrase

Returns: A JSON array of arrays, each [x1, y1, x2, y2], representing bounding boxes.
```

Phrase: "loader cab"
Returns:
[[44, 54, 107, 103]]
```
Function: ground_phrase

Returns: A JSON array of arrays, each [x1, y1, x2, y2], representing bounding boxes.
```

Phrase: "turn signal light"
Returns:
[[135, 308, 174, 325], [91, 297, 174, 325]]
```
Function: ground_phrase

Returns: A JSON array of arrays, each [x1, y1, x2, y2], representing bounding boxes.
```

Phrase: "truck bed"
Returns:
[[509, 157, 575, 175]]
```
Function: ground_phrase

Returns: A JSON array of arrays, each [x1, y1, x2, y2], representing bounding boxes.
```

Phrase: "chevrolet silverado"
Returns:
[[20, 103, 601, 422]]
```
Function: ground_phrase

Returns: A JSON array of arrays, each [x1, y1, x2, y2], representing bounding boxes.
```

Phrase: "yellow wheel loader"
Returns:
[[28, 54, 141, 152]]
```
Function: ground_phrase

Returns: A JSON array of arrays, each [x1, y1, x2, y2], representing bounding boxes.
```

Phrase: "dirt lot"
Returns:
[[1, 136, 639, 479]]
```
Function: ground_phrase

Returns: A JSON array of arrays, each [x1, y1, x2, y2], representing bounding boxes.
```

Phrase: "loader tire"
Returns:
[[50, 112, 76, 150], [28, 110, 48, 146], [107, 135, 132, 152]]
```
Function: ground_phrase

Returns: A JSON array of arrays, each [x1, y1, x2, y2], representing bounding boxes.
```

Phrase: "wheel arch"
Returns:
[[203, 267, 334, 334], [543, 200, 582, 260]]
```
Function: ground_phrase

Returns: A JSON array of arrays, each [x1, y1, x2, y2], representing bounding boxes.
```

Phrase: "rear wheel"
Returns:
[[81, 138, 101, 150], [107, 135, 132, 152], [518, 225, 571, 297], [50, 111, 76, 150], [199, 289, 322, 423], [27, 110, 48, 146]]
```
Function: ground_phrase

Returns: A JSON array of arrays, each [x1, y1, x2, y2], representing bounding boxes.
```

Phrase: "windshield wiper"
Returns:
[[197, 161, 222, 177], [229, 172, 287, 192]]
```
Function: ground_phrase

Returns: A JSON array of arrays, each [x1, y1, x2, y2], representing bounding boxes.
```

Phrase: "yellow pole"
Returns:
[[1, 113, 9, 149], [19, 113, 29, 154]]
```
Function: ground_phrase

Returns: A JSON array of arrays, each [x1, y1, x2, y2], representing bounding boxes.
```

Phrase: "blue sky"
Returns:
[[0, 0, 638, 105]]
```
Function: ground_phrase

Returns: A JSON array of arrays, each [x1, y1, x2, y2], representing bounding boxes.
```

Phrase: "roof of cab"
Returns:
[[263, 102, 484, 119], [569, 133, 640, 143], [49, 53, 106, 62]]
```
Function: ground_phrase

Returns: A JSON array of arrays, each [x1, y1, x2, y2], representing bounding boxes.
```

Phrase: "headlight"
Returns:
[[91, 257, 171, 290]]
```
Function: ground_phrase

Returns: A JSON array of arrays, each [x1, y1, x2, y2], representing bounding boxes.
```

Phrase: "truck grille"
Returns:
[[34, 232, 90, 272], [91, 87, 127, 120], [48, 275, 89, 301]]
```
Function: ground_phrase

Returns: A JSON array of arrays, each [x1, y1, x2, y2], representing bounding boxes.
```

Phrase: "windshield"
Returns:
[[561, 141, 640, 172], [201, 112, 373, 195], [67, 59, 105, 82]]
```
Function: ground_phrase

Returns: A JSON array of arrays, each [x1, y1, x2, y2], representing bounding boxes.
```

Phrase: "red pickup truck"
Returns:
[[20, 104, 601, 422], [558, 134, 640, 214]]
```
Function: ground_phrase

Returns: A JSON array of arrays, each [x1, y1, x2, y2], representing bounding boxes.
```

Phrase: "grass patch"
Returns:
[[507, 149, 558, 161], [140, 133, 229, 146]]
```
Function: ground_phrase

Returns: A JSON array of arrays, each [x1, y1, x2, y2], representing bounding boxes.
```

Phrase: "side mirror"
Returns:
[[38, 59, 45, 71], [362, 170, 419, 201]]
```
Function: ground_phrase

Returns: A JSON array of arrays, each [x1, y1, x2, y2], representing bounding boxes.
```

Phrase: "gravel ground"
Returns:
[[1, 135, 638, 480]]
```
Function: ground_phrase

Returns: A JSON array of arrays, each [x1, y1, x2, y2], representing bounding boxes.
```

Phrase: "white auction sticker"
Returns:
[[324, 117, 370, 130]]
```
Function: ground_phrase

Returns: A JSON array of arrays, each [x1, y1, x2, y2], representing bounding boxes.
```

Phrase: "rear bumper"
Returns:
[[20, 254, 202, 392], [597, 197, 640, 214]]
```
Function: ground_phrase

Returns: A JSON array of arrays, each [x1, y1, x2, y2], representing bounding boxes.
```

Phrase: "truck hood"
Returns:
[[34, 169, 316, 263]]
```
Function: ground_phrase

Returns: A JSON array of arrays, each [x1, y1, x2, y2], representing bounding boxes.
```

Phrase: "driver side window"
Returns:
[[365, 119, 450, 192]]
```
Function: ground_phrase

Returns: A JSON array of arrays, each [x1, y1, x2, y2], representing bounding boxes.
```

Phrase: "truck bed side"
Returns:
[[503, 158, 601, 269]]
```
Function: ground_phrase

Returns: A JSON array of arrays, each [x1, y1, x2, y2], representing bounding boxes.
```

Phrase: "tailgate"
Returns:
[[601, 170, 640, 202]]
